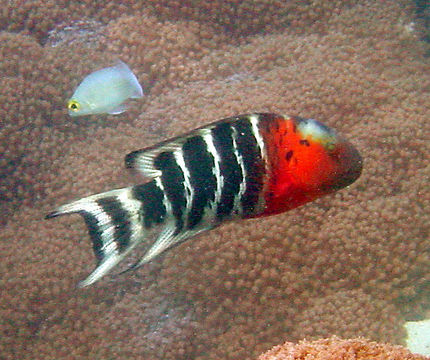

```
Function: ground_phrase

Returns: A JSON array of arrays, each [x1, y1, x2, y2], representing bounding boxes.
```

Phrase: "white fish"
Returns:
[[67, 61, 143, 116]]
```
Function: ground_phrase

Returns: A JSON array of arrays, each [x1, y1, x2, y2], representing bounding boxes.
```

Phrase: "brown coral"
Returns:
[[0, 9, 228, 223], [0, 0, 360, 42], [0, 0, 429, 359], [0, 29, 115, 223], [291, 289, 405, 342], [257, 336, 429, 360]]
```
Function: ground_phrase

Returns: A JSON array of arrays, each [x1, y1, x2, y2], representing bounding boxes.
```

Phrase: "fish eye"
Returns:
[[68, 100, 81, 111], [326, 142, 336, 152]]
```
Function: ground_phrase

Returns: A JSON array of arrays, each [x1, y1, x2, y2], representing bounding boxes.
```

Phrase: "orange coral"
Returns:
[[257, 336, 429, 360], [0, 0, 429, 359]]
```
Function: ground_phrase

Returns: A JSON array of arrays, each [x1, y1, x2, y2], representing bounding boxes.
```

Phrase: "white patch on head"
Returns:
[[297, 118, 338, 146]]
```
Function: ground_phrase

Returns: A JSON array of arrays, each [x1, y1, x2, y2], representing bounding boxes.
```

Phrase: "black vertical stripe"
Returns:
[[133, 182, 166, 229], [80, 211, 104, 262], [182, 135, 217, 229], [124, 149, 141, 169], [233, 118, 265, 216], [211, 122, 243, 221], [257, 113, 278, 131], [154, 151, 186, 233], [97, 197, 132, 252]]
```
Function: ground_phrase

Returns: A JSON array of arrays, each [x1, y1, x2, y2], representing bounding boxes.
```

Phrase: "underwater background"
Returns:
[[0, 0, 429, 359]]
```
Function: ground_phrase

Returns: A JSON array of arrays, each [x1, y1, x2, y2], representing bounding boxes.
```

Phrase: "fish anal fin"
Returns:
[[128, 225, 210, 273], [108, 103, 128, 115], [128, 222, 177, 270]]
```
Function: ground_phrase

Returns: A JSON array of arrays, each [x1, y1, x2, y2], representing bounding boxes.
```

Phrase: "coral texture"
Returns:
[[257, 336, 429, 360], [0, 0, 429, 359]]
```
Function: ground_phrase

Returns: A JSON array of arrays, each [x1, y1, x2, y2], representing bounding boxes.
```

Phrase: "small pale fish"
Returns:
[[67, 60, 143, 116], [46, 113, 363, 287]]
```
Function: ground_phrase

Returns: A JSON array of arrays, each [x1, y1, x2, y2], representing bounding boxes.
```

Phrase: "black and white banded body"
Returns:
[[47, 113, 271, 287]]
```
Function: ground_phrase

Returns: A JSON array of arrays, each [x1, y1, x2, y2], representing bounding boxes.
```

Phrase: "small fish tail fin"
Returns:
[[116, 60, 143, 98], [46, 187, 145, 287]]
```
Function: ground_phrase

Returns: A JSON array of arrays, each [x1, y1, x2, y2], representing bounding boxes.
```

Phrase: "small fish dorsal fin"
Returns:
[[124, 139, 184, 178]]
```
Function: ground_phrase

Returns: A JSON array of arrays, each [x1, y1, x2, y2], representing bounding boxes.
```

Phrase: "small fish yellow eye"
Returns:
[[68, 100, 81, 111]]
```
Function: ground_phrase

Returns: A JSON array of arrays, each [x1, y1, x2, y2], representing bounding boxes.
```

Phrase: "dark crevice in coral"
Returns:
[[414, 0, 430, 53]]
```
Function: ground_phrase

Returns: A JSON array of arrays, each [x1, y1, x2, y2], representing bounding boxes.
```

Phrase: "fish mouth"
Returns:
[[329, 142, 363, 191]]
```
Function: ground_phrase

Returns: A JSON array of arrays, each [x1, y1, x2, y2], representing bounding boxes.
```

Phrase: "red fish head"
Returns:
[[294, 117, 363, 194], [263, 116, 363, 215]]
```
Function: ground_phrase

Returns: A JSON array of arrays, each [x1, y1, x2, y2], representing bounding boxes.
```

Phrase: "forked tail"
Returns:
[[46, 187, 145, 287]]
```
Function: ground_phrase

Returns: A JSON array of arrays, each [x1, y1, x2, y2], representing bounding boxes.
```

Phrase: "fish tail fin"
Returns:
[[46, 187, 145, 288], [116, 60, 143, 98]]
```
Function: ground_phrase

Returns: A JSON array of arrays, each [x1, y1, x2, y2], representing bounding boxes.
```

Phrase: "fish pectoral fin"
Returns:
[[108, 103, 128, 115], [124, 140, 183, 178]]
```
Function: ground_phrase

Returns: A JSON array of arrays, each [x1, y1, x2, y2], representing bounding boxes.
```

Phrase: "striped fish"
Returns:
[[46, 113, 362, 287]]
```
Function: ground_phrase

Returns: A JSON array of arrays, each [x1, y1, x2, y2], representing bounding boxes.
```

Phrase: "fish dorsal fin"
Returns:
[[125, 139, 184, 178], [125, 123, 217, 178]]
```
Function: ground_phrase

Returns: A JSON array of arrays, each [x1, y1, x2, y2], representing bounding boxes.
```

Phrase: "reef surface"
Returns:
[[0, 0, 429, 359]]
